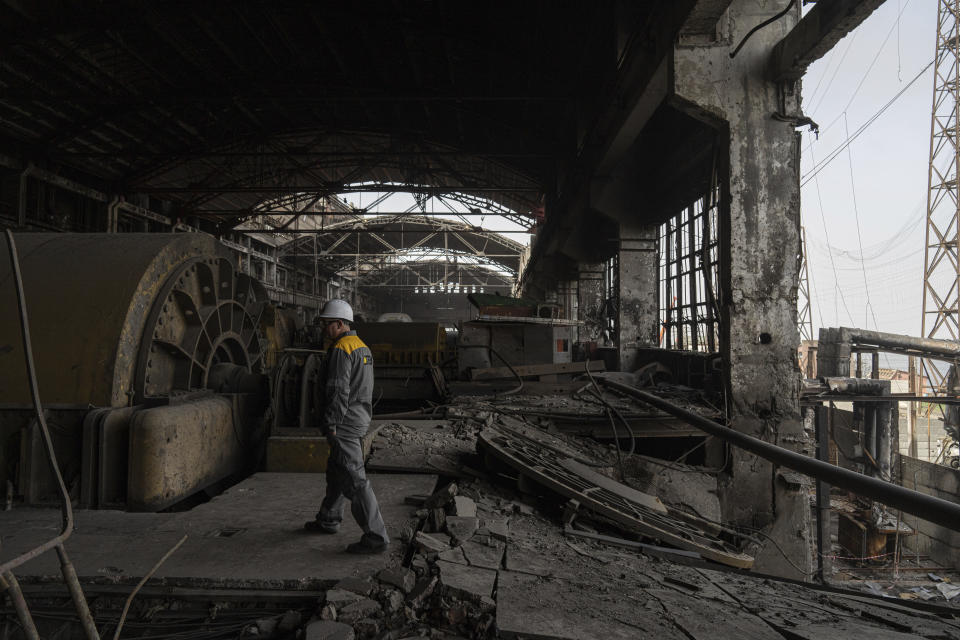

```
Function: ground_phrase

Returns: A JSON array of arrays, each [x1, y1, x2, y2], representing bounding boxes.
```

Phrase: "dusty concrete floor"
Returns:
[[0, 473, 434, 589], [5, 398, 960, 639]]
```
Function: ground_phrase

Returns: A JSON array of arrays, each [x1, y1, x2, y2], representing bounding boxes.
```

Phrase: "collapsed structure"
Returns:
[[3, 1, 960, 639]]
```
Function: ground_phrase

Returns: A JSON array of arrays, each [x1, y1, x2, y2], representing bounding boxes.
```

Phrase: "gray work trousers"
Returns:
[[317, 433, 390, 544]]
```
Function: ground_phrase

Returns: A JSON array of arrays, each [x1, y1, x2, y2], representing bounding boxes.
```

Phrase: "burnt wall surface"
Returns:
[[673, 0, 807, 578], [899, 455, 960, 568]]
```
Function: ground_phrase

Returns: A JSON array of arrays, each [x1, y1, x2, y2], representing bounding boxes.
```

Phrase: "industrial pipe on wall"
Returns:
[[600, 378, 960, 532]]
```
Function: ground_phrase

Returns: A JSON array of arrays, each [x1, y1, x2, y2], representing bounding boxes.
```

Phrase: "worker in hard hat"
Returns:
[[304, 298, 390, 554]]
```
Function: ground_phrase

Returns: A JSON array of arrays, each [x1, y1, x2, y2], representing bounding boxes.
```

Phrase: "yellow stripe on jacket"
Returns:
[[333, 335, 368, 355]]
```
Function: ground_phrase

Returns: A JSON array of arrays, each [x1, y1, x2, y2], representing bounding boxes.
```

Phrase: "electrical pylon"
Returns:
[[798, 226, 814, 342], [921, 0, 960, 395]]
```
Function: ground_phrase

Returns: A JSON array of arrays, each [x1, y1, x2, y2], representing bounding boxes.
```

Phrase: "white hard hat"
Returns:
[[317, 298, 354, 322]]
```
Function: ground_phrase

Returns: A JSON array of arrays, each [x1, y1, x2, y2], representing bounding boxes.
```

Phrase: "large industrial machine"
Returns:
[[0, 233, 271, 511]]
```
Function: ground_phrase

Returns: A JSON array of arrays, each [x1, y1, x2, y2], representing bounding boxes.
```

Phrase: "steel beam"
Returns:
[[770, 0, 887, 83], [600, 379, 960, 533]]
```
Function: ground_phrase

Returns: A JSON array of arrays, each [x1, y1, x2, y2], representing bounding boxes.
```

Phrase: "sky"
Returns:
[[800, 0, 937, 350]]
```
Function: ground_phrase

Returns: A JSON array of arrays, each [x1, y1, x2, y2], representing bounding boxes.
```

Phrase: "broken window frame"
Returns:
[[658, 186, 720, 353], [603, 254, 618, 345]]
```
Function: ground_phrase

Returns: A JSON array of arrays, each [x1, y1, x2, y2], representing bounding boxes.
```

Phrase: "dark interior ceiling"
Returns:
[[0, 0, 663, 224]]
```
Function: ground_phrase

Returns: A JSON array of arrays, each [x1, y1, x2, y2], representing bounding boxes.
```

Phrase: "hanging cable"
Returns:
[[729, 0, 796, 59]]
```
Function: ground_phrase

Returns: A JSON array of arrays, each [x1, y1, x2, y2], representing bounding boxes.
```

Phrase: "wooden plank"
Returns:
[[560, 458, 667, 514], [469, 360, 605, 381]]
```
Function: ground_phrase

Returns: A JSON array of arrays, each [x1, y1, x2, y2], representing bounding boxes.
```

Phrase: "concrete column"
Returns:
[[617, 224, 658, 372], [674, 0, 809, 579], [577, 263, 605, 344]]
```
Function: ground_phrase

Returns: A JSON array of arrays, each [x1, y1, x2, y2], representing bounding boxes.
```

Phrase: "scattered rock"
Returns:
[[305, 620, 355, 640], [438, 546, 468, 565], [461, 540, 504, 570], [436, 560, 497, 602], [319, 603, 337, 621], [325, 588, 365, 608], [406, 575, 438, 609], [277, 610, 302, 632], [445, 516, 479, 545], [453, 495, 478, 517], [383, 587, 405, 613], [414, 531, 450, 554], [337, 598, 382, 624], [354, 618, 381, 637], [483, 518, 509, 541], [424, 483, 458, 509], [378, 566, 416, 594], [254, 617, 277, 635], [427, 508, 446, 532], [335, 576, 375, 596], [410, 554, 429, 575]]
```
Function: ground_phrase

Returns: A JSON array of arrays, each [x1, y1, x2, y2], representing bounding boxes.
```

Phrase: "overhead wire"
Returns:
[[801, 60, 934, 187]]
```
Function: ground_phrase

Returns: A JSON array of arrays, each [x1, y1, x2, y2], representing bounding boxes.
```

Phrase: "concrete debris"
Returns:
[[436, 559, 497, 602], [460, 540, 504, 570], [324, 588, 365, 609], [410, 553, 429, 575], [253, 617, 278, 635], [438, 546, 469, 565], [305, 620, 356, 640], [413, 531, 450, 554], [453, 495, 478, 517], [336, 597, 382, 624], [405, 575, 438, 609], [335, 575, 376, 596], [383, 587, 405, 613], [445, 515, 479, 544], [481, 517, 509, 541], [277, 610, 302, 631], [378, 566, 417, 594], [353, 618, 380, 637], [425, 482, 458, 509], [319, 603, 337, 621]]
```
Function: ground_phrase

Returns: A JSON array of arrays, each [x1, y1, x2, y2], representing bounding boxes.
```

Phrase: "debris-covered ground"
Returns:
[[234, 391, 960, 640]]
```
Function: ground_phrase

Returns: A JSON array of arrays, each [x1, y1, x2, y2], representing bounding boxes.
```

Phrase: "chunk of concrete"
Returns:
[[335, 575, 375, 596], [436, 559, 497, 602], [446, 516, 479, 545], [461, 540, 504, 570], [305, 620, 356, 640], [413, 531, 450, 554], [383, 587, 405, 613], [406, 575, 438, 608], [438, 546, 468, 565], [337, 598, 382, 624], [483, 517, 509, 541], [424, 482, 458, 509], [278, 610, 301, 631], [453, 495, 478, 517], [378, 566, 416, 594], [324, 588, 364, 608], [354, 618, 380, 637]]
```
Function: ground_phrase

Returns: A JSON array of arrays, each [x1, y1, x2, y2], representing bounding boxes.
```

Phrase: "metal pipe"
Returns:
[[0, 230, 74, 575], [845, 327, 960, 359], [56, 546, 99, 640], [599, 378, 960, 532], [1, 571, 40, 640], [2, 231, 100, 639]]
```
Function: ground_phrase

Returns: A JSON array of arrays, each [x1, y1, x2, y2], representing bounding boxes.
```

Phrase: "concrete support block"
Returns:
[[577, 262, 605, 343], [673, 0, 806, 575], [617, 225, 658, 372]]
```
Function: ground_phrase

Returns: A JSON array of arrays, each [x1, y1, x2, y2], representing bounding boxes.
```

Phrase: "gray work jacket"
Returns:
[[320, 330, 374, 437]]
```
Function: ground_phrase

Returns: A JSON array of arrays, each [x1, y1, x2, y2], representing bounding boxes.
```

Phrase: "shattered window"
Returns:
[[658, 190, 720, 352]]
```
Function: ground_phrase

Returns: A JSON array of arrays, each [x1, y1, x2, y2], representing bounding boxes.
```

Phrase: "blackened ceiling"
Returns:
[[0, 0, 700, 225]]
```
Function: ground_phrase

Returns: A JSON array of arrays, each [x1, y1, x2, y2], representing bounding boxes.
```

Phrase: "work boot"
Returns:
[[304, 519, 339, 534], [345, 534, 388, 554]]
